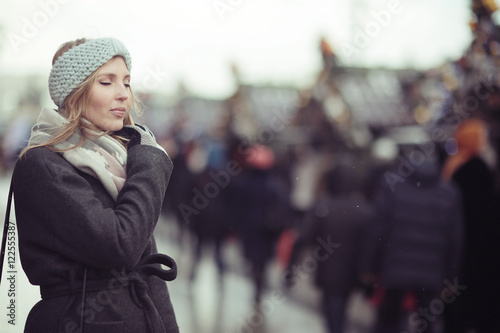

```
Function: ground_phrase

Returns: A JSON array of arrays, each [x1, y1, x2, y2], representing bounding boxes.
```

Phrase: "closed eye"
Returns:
[[99, 82, 111, 86]]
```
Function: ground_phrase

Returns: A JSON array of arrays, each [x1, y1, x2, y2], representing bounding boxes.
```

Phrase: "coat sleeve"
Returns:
[[13, 145, 173, 272]]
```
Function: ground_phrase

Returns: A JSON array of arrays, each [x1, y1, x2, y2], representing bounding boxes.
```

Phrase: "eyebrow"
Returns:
[[97, 73, 131, 80]]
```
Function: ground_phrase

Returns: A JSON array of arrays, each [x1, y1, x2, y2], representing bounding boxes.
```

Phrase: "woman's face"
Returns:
[[85, 57, 131, 131]]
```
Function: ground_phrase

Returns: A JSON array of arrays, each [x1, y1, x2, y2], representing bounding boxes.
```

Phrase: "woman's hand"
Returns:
[[116, 124, 160, 149]]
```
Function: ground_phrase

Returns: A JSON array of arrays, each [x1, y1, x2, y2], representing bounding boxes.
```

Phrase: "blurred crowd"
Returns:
[[2, 0, 500, 332]]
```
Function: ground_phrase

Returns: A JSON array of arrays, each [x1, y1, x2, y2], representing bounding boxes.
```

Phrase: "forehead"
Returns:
[[97, 57, 130, 76]]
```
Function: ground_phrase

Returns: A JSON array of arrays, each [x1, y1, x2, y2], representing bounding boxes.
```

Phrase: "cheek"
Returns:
[[87, 92, 108, 116], [89, 93, 105, 109]]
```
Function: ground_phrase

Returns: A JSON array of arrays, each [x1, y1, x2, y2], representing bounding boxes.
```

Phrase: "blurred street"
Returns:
[[153, 217, 376, 333], [0, 174, 376, 333]]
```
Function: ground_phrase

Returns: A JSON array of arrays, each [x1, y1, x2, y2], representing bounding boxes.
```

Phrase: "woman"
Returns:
[[12, 38, 179, 332], [441, 118, 500, 333]]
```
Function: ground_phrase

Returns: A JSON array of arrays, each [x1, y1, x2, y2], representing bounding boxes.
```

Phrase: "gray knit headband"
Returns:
[[48, 37, 132, 108]]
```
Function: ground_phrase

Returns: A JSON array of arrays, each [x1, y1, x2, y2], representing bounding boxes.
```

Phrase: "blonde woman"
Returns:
[[12, 38, 178, 333]]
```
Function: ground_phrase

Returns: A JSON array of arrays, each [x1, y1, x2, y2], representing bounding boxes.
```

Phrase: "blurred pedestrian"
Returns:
[[361, 147, 463, 333], [185, 132, 233, 288], [441, 118, 500, 333], [161, 137, 196, 247], [229, 144, 287, 304], [286, 156, 372, 333], [11, 37, 178, 332]]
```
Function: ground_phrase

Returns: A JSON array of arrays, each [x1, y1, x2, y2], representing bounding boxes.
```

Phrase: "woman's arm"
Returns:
[[13, 144, 172, 272]]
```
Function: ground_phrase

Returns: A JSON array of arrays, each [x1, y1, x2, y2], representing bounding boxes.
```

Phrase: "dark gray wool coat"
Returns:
[[12, 144, 179, 333]]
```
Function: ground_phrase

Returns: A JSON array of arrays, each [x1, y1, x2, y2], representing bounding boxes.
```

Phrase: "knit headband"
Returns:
[[48, 37, 132, 108]]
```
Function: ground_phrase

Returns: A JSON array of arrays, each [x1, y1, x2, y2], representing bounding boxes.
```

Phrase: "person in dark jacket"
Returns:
[[441, 118, 500, 333], [360, 146, 464, 333], [12, 38, 178, 333], [286, 156, 372, 333], [229, 144, 286, 304]]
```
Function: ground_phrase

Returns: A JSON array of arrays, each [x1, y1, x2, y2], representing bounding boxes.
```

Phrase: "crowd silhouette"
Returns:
[[155, 1, 500, 332]]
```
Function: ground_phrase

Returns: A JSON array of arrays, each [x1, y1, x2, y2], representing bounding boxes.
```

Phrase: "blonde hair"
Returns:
[[454, 118, 487, 156], [20, 38, 140, 157]]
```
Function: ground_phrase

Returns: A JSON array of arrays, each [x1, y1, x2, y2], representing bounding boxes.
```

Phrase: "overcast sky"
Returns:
[[0, 0, 479, 99]]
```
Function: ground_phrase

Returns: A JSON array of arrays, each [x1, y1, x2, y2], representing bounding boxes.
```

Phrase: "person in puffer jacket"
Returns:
[[360, 146, 464, 333]]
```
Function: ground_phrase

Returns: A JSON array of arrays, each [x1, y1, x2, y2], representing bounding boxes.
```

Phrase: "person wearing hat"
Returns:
[[11, 38, 179, 332]]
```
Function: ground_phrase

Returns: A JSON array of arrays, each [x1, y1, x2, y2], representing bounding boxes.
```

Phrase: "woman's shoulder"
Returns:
[[17, 146, 63, 164], [464, 156, 489, 168], [14, 146, 72, 179], [454, 156, 492, 178]]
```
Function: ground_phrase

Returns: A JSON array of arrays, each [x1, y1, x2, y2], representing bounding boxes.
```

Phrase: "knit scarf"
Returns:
[[29, 107, 127, 201]]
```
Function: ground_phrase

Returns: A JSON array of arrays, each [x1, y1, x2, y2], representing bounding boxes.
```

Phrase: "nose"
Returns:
[[116, 84, 130, 101]]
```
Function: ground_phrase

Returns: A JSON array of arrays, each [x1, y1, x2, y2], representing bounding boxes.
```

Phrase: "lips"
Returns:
[[110, 107, 126, 118]]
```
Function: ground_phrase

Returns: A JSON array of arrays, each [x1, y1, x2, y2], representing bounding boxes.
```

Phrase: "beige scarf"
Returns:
[[29, 107, 127, 201]]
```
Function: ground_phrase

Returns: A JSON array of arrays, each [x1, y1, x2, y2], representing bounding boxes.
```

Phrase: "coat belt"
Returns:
[[40, 253, 177, 333]]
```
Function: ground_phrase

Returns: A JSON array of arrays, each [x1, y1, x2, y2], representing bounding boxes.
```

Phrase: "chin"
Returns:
[[107, 122, 125, 132]]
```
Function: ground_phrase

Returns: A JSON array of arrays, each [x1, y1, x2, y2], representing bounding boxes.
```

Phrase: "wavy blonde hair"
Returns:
[[20, 38, 140, 157]]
